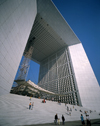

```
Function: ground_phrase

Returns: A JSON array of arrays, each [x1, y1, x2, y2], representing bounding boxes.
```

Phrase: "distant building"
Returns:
[[0, 0, 100, 112]]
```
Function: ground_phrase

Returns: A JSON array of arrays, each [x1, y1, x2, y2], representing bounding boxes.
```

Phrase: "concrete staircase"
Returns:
[[0, 93, 100, 126]]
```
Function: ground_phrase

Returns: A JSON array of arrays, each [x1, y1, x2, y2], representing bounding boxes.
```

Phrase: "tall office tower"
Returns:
[[0, 0, 100, 112]]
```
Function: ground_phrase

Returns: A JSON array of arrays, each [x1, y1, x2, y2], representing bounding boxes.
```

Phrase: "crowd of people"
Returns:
[[29, 102, 34, 110], [80, 114, 91, 126], [28, 97, 92, 125], [54, 103, 92, 125], [54, 114, 65, 125], [54, 113, 91, 125]]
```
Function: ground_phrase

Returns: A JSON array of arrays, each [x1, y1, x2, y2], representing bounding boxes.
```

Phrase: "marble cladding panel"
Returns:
[[0, 0, 37, 95], [69, 43, 100, 112]]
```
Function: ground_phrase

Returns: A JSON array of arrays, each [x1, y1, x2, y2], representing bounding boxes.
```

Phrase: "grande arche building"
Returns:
[[0, 0, 100, 112]]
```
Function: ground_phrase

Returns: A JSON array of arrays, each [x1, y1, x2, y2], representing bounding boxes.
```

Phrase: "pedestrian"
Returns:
[[32, 102, 34, 109], [52, 97, 54, 101], [30, 97, 31, 100], [67, 106, 69, 111], [62, 115, 65, 125], [86, 115, 91, 126], [69, 111, 71, 116], [55, 114, 58, 124], [80, 114, 86, 126], [29, 102, 31, 110], [58, 118, 60, 125]]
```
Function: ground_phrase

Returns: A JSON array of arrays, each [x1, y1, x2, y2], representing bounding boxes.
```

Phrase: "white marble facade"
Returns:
[[69, 43, 100, 112], [0, 0, 37, 95]]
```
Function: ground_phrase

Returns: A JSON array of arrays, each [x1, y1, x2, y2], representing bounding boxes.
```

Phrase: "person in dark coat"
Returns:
[[62, 115, 65, 124], [86, 115, 91, 126], [55, 114, 58, 124], [29, 102, 31, 110]]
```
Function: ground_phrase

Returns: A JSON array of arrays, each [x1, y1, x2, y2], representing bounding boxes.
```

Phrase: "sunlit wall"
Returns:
[[0, 0, 37, 95]]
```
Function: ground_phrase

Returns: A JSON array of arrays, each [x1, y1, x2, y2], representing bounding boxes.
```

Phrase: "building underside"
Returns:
[[24, 13, 80, 63]]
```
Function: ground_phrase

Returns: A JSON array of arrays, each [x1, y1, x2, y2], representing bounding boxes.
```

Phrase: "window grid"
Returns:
[[38, 47, 79, 105]]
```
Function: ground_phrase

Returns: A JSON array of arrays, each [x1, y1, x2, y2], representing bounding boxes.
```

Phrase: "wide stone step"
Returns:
[[0, 93, 100, 126]]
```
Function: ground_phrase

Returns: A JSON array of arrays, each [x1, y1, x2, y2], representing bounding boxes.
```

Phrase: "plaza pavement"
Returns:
[[0, 94, 100, 126], [22, 119, 100, 126]]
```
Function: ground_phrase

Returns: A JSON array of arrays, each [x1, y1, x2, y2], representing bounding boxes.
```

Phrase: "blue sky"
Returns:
[[52, 0, 100, 85], [14, 0, 100, 86]]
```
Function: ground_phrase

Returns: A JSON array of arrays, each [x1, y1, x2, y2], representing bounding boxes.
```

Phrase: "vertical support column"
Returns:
[[67, 47, 82, 106], [66, 48, 76, 105], [56, 52, 59, 101]]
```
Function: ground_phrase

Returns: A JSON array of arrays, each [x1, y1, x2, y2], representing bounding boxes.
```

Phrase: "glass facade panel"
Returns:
[[38, 47, 79, 105]]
